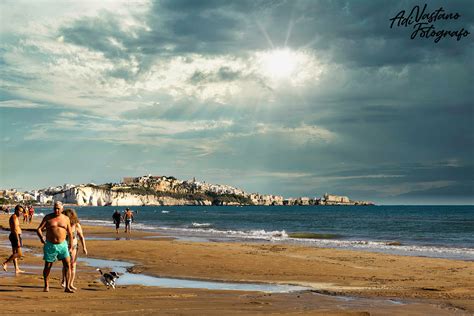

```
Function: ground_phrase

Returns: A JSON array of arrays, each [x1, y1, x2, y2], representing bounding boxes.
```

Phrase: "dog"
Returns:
[[96, 268, 119, 289]]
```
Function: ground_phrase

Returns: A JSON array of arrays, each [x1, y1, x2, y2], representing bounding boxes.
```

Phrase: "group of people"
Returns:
[[1, 205, 34, 223], [2, 201, 87, 293], [1, 206, 10, 214], [23, 205, 35, 223], [112, 208, 134, 234]]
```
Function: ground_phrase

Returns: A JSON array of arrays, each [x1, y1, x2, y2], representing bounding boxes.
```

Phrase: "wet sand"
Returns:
[[0, 214, 473, 315]]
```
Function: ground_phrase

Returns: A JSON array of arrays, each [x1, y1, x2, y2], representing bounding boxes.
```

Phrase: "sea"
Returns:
[[33, 205, 474, 261]]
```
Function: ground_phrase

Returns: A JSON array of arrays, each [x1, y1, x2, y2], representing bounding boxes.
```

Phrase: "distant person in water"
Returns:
[[2, 205, 25, 273], [61, 209, 87, 290], [22, 206, 28, 224], [28, 206, 35, 223], [124, 208, 134, 234], [36, 201, 74, 293], [112, 210, 121, 234]]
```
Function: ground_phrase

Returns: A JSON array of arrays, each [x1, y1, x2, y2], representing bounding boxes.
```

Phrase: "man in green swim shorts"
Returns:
[[36, 201, 74, 293]]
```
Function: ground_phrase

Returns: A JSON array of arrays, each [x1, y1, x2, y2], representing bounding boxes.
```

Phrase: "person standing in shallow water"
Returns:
[[36, 201, 74, 293], [61, 209, 87, 290], [2, 205, 25, 273], [22, 206, 28, 224], [28, 205, 35, 223], [124, 208, 134, 235], [112, 210, 121, 234]]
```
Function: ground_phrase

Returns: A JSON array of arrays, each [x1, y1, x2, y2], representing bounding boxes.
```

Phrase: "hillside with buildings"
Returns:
[[1, 175, 374, 207]]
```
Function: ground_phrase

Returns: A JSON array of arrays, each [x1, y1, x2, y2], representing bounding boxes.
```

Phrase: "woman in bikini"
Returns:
[[61, 208, 88, 290]]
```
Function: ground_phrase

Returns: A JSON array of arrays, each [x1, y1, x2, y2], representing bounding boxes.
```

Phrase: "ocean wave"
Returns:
[[161, 226, 288, 241], [158, 226, 473, 259], [191, 222, 213, 228], [80, 219, 157, 231], [81, 219, 114, 226], [161, 211, 170, 214], [288, 237, 474, 259], [132, 223, 159, 230]]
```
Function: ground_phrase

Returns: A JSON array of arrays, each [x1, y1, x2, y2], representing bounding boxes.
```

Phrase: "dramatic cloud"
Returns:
[[0, 0, 473, 203]]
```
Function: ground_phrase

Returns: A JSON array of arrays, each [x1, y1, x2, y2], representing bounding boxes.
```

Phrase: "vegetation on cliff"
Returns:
[[113, 187, 253, 205], [206, 192, 253, 205]]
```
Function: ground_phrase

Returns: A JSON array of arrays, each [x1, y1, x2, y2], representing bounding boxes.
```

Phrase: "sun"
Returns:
[[254, 48, 320, 86], [261, 48, 297, 79]]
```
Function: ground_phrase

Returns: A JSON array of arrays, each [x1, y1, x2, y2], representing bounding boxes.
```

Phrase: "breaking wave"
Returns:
[[191, 222, 213, 228], [162, 226, 288, 241], [79, 219, 156, 231]]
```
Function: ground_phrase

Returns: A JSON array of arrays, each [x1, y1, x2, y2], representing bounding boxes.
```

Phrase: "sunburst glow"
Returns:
[[256, 48, 319, 85], [262, 49, 297, 78]]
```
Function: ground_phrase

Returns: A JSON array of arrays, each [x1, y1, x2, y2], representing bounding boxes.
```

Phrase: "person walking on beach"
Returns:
[[36, 201, 74, 293], [2, 205, 25, 273], [112, 210, 121, 234], [124, 208, 134, 235], [61, 209, 87, 290]]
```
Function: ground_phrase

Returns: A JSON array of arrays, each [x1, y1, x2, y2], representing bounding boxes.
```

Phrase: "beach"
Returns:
[[1, 214, 473, 315]]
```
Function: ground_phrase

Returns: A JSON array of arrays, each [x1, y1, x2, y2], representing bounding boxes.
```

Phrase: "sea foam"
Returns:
[[160, 226, 289, 241], [191, 222, 213, 228]]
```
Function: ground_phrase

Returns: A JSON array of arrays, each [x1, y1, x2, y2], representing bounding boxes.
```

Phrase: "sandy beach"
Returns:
[[1, 214, 473, 315]]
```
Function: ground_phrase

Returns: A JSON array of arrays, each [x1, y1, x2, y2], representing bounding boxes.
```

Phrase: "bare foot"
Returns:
[[70, 285, 77, 290], [65, 288, 75, 293], [61, 281, 66, 288], [15, 269, 25, 274], [2, 263, 7, 272], [43, 287, 49, 292]]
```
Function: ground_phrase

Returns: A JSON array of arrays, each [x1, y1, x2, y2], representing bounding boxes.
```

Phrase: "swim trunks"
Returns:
[[125, 219, 131, 225], [43, 240, 70, 262], [9, 233, 22, 248]]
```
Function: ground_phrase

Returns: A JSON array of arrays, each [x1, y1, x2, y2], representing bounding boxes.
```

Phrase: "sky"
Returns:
[[0, 0, 473, 204]]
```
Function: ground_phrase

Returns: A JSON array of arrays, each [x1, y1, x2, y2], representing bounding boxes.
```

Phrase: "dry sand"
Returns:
[[0, 214, 473, 315]]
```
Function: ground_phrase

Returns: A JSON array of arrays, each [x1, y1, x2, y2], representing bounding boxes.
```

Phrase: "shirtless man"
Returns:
[[124, 208, 134, 234], [2, 205, 25, 273], [36, 201, 74, 293]]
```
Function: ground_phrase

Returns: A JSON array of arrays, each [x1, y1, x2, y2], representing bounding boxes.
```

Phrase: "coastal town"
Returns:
[[1, 175, 374, 207]]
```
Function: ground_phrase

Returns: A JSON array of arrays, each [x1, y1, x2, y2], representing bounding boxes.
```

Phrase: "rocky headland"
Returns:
[[1, 175, 374, 206]]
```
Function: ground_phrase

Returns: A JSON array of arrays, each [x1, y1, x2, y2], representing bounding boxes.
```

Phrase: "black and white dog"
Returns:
[[97, 268, 120, 289]]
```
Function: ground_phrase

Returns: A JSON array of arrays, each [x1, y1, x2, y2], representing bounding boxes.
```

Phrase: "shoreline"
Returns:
[[7, 207, 474, 261], [70, 208, 474, 262], [1, 214, 473, 314], [3, 210, 473, 263]]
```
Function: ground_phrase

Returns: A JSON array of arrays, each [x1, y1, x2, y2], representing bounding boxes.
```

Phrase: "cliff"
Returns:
[[53, 185, 213, 206]]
